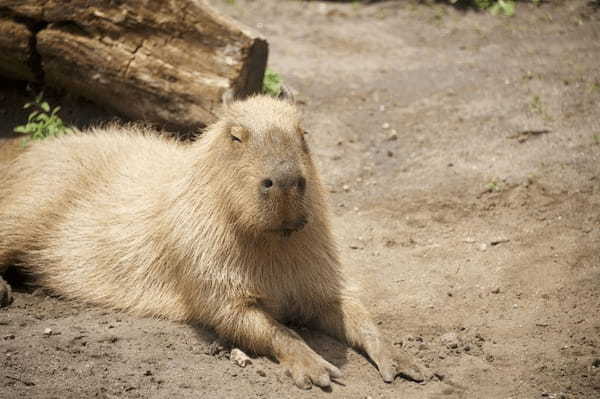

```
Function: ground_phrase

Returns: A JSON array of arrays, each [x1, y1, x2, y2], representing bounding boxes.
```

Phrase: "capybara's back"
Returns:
[[0, 128, 201, 319]]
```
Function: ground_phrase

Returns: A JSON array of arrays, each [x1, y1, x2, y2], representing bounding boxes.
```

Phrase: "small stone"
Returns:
[[3, 334, 15, 340], [43, 328, 53, 336], [592, 359, 600, 368], [143, 370, 152, 376], [382, 122, 390, 129], [387, 130, 398, 141], [230, 348, 252, 368], [491, 288, 501, 294], [342, 184, 350, 192], [478, 243, 487, 251], [440, 332, 460, 349], [256, 369, 266, 377]]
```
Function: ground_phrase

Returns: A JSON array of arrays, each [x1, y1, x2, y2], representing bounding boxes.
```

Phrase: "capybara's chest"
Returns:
[[250, 265, 337, 324]]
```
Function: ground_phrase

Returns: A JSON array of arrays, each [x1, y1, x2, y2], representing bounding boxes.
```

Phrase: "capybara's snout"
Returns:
[[260, 161, 306, 196]]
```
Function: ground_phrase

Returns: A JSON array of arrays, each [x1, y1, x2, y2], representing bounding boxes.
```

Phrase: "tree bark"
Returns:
[[0, 0, 268, 130]]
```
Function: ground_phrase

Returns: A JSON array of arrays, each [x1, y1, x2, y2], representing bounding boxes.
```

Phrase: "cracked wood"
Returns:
[[0, 0, 268, 130]]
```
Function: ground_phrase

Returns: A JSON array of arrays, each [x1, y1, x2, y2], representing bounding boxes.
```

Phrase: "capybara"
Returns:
[[0, 95, 425, 389]]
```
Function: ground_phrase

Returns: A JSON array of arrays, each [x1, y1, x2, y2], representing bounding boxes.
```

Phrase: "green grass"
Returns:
[[14, 92, 73, 146], [486, 180, 502, 192], [449, 0, 538, 16], [488, 0, 515, 16], [262, 68, 283, 97], [530, 95, 543, 114]]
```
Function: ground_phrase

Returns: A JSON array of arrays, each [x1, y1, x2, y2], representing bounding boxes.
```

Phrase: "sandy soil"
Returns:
[[1, 1, 599, 398]]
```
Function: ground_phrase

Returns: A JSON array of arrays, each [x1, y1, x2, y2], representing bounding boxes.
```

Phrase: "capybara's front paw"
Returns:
[[0, 276, 13, 307], [282, 350, 343, 389], [372, 345, 430, 383]]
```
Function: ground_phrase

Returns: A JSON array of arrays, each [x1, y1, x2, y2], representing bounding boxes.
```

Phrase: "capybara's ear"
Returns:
[[229, 125, 249, 143]]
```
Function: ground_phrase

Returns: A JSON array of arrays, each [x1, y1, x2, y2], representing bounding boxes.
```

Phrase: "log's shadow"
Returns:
[[0, 78, 122, 140], [0, 78, 200, 142]]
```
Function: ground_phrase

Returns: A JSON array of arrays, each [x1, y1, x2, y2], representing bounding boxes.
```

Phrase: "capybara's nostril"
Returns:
[[261, 178, 274, 193]]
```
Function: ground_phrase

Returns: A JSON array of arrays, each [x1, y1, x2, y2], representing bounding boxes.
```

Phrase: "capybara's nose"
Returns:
[[260, 175, 306, 194], [261, 165, 306, 195]]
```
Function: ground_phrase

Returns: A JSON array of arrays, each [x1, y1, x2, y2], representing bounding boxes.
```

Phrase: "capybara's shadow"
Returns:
[[190, 323, 350, 389]]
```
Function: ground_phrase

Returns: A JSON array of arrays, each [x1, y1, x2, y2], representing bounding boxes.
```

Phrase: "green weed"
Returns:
[[530, 95, 543, 114], [486, 181, 502, 192], [262, 68, 283, 97], [450, 0, 518, 16], [14, 92, 73, 146]]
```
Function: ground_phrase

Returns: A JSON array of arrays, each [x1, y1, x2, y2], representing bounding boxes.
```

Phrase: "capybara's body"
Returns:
[[0, 96, 425, 388]]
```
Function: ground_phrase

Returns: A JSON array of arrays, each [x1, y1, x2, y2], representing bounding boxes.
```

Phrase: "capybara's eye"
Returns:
[[261, 179, 273, 189], [297, 176, 306, 191], [300, 134, 310, 153]]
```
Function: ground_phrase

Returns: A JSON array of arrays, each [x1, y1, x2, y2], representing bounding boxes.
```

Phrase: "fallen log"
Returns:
[[0, 0, 268, 130]]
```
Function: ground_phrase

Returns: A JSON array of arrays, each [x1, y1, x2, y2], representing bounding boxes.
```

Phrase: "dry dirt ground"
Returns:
[[1, 1, 600, 398]]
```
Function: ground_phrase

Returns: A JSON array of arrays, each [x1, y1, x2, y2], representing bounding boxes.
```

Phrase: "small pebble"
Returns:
[[230, 348, 252, 368], [440, 332, 460, 349], [382, 122, 390, 129], [342, 184, 350, 192], [256, 369, 266, 377], [43, 328, 53, 336]]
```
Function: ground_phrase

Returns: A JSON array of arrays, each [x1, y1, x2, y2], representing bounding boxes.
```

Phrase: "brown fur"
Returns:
[[0, 95, 425, 389]]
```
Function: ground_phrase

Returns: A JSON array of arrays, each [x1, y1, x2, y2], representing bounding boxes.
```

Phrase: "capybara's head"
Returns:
[[201, 96, 322, 237]]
